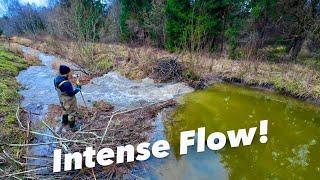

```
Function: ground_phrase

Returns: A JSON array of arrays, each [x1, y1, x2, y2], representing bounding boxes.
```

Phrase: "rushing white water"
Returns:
[[16, 45, 193, 175], [82, 72, 193, 108], [18, 47, 193, 109]]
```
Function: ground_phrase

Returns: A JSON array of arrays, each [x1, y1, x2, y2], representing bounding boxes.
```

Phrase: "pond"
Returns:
[[158, 83, 320, 179]]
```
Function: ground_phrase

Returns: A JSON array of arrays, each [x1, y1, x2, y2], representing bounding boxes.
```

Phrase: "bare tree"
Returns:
[[0, 0, 46, 36]]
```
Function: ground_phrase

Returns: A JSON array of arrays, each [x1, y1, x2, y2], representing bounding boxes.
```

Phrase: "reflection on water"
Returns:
[[139, 110, 228, 180], [165, 83, 320, 179]]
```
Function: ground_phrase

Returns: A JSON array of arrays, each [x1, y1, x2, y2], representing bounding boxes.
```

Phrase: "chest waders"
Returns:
[[55, 80, 77, 128]]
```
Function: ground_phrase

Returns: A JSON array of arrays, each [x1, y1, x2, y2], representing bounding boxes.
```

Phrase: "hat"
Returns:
[[59, 65, 71, 75]]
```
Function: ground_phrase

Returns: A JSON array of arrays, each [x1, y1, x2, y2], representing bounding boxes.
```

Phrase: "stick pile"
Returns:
[[152, 58, 184, 83], [0, 100, 176, 179]]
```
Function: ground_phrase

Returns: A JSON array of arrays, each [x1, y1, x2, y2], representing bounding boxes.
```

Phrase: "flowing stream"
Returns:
[[16, 46, 193, 176], [16, 46, 320, 179]]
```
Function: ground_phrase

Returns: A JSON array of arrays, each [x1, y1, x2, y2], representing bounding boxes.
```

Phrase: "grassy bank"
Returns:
[[0, 43, 34, 159], [7, 36, 320, 102]]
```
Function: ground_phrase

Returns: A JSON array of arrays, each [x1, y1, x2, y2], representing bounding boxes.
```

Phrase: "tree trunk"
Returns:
[[289, 37, 304, 60], [255, 19, 265, 49]]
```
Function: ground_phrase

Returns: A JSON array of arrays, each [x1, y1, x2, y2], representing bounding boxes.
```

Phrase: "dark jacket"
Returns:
[[54, 75, 80, 96]]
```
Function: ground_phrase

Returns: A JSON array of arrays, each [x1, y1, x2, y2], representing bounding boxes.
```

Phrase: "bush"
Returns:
[[96, 58, 113, 73], [273, 76, 285, 91]]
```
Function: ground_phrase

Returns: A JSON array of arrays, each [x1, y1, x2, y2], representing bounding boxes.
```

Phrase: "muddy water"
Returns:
[[16, 46, 193, 174], [159, 83, 320, 179]]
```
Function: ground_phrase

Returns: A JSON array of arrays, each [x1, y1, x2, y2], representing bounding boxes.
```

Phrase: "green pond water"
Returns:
[[163, 83, 320, 179]]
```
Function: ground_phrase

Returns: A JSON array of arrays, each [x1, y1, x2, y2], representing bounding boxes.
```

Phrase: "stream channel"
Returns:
[[16, 46, 320, 179]]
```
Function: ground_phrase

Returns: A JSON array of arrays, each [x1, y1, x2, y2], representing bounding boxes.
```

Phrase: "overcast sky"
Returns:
[[18, 0, 50, 7], [0, 0, 51, 16], [0, 0, 111, 16]]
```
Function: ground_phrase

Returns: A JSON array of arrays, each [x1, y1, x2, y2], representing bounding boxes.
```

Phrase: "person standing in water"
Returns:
[[54, 65, 81, 132]]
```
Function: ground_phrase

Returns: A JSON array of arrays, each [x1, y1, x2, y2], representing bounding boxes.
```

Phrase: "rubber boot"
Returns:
[[62, 114, 69, 125]]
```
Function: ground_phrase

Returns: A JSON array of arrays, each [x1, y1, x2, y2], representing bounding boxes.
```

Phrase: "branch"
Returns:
[[3, 150, 26, 166], [16, 105, 26, 130], [41, 120, 71, 153], [0, 166, 51, 178]]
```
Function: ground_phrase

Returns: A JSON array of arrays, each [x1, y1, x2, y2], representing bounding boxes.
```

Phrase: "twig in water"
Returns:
[[17, 128, 93, 145], [100, 114, 115, 145], [4, 141, 69, 147], [0, 166, 51, 178], [24, 118, 31, 174], [92, 168, 97, 180], [16, 105, 26, 130], [41, 120, 71, 153]]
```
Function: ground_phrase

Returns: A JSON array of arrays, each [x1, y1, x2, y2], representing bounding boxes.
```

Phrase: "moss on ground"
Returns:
[[0, 44, 33, 154]]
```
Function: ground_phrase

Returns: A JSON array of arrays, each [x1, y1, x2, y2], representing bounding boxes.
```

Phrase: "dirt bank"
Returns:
[[0, 44, 38, 177]]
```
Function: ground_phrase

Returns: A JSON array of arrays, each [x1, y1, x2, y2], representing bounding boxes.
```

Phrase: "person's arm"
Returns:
[[60, 81, 80, 96]]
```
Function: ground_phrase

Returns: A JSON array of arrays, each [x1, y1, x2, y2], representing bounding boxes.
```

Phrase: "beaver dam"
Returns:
[[2, 45, 320, 179]]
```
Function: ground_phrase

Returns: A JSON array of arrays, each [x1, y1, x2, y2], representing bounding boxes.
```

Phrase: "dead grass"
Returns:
[[23, 54, 40, 64], [3, 42, 25, 57], [203, 57, 320, 99], [9, 36, 320, 101], [9, 36, 33, 46], [2, 42, 41, 64]]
